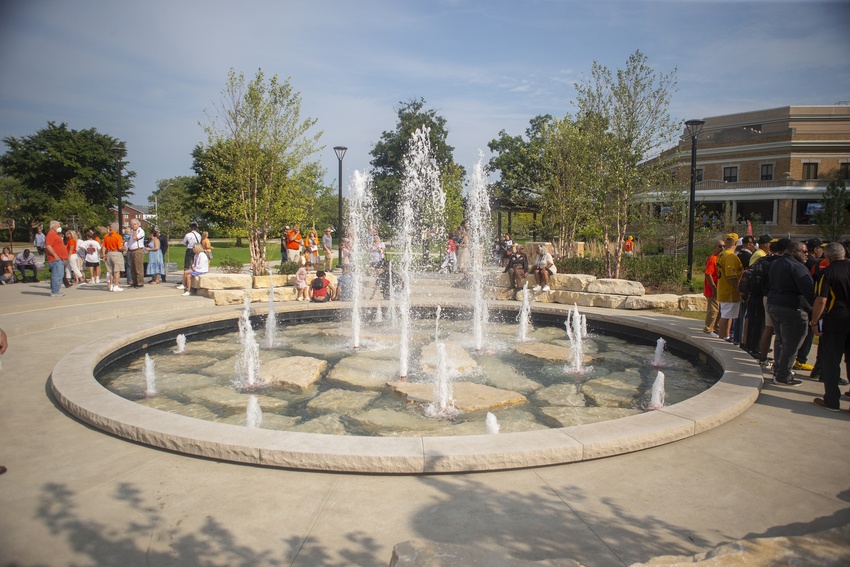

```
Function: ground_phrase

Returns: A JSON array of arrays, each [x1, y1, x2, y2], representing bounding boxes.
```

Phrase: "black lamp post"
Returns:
[[685, 119, 705, 283], [333, 145, 347, 268], [110, 146, 125, 229]]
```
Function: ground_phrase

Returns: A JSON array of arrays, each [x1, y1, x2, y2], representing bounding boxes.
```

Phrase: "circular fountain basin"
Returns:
[[50, 300, 763, 473]]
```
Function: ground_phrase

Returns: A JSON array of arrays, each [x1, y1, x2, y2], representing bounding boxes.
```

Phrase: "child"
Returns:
[[295, 262, 310, 301]]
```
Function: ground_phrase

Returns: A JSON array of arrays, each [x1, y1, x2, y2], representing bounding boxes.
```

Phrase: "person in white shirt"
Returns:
[[532, 244, 557, 291], [15, 249, 38, 282], [127, 219, 146, 288], [181, 244, 209, 296], [77, 235, 102, 284], [178, 222, 202, 289]]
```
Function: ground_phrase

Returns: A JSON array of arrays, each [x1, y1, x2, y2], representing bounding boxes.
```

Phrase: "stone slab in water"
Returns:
[[535, 383, 586, 407], [192, 386, 290, 411], [349, 408, 447, 435], [306, 388, 381, 413], [327, 354, 400, 388], [388, 381, 527, 412], [419, 341, 478, 374], [581, 371, 643, 407], [290, 413, 349, 435], [513, 342, 592, 364], [219, 412, 300, 430], [262, 356, 327, 392], [540, 405, 642, 427], [137, 397, 217, 421], [476, 355, 543, 393]]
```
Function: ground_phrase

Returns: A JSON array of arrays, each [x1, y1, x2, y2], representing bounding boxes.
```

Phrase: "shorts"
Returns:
[[763, 296, 773, 328], [189, 269, 205, 277], [719, 302, 740, 319], [105, 251, 124, 273], [85, 261, 100, 268]]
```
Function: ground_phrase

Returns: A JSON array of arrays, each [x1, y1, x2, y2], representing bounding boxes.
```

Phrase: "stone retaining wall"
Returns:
[[191, 271, 707, 311]]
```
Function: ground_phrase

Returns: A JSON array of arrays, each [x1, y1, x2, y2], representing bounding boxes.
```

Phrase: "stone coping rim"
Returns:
[[49, 300, 762, 474]]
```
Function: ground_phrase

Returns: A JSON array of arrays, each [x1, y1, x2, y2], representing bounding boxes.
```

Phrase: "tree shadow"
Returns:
[[24, 481, 387, 567]]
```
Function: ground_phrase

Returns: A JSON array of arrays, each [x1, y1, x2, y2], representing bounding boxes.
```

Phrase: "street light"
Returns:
[[685, 119, 705, 283], [333, 145, 347, 268], [110, 146, 126, 230]]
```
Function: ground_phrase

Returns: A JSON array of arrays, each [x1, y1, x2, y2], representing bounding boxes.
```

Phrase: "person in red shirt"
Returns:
[[702, 239, 723, 336], [102, 223, 126, 292], [308, 270, 334, 303], [44, 220, 69, 297]]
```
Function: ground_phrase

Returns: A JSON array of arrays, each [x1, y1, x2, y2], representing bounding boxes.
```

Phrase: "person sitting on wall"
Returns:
[[532, 244, 557, 292], [309, 270, 334, 303], [14, 249, 38, 282], [504, 244, 528, 299]]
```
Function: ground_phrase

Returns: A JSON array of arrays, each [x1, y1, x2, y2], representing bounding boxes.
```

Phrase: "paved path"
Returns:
[[1, 276, 849, 566]]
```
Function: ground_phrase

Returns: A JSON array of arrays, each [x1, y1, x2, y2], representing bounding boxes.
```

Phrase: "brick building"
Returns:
[[665, 104, 850, 239]]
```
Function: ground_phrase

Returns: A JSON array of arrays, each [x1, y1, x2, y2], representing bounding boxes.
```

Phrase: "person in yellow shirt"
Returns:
[[716, 232, 743, 341]]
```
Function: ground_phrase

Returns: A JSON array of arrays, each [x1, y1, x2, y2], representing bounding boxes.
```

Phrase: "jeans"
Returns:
[[767, 304, 808, 382], [17, 264, 37, 280], [819, 330, 850, 409], [49, 259, 64, 294]]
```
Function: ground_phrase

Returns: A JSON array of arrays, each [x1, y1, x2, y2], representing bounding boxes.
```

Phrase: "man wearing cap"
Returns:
[[766, 241, 814, 386], [750, 234, 772, 265], [716, 233, 744, 342]]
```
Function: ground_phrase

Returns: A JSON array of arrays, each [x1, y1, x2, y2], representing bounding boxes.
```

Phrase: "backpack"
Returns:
[[311, 277, 324, 290]]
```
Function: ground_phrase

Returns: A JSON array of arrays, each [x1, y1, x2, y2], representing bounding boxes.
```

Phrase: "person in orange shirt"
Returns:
[[285, 225, 303, 263], [102, 222, 126, 292], [44, 220, 69, 297]]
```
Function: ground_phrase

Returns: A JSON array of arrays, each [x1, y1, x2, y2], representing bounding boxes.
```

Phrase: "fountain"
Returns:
[[434, 305, 442, 340], [397, 126, 446, 377], [265, 278, 278, 349], [347, 170, 375, 349], [564, 304, 592, 375], [652, 337, 667, 367], [143, 353, 157, 396], [424, 341, 457, 418], [646, 371, 666, 410], [246, 395, 263, 428], [174, 334, 186, 354], [517, 283, 532, 342], [235, 293, 261, 388], [375, 305, 383, 323], [467, 151, 492, 351], [486, 412, 500, 434]]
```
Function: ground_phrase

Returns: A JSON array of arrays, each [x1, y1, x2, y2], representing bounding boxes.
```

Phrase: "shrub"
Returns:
[[278, 261, 301, 275], [217, 256, 244, 274], [555, 253, 691, 294]]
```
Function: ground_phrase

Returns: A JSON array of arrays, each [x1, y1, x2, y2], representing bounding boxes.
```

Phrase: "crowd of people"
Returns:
[[703, 232, 850, 411]]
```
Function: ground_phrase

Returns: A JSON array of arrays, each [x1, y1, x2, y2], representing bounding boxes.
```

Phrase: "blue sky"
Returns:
[[1, 0, 848, 204]]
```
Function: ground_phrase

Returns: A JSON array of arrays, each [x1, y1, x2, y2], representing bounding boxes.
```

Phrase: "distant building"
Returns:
[[655, 104, 850, 240], [112, 204, 155, 229]]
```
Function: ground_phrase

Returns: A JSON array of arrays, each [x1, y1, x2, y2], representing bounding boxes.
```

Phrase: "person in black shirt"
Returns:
[[504, 244, 528, 300], [810, 242, 850, 411]]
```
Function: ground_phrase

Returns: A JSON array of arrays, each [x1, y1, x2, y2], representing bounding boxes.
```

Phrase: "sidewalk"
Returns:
[[0, 276, 848, 566]]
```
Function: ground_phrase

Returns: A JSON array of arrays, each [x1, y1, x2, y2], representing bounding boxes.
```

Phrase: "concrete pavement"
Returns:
[[1, 275, 849, 566]]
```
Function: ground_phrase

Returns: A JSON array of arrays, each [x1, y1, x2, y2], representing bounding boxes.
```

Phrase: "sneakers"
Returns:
[[758, 360, 773, 371], [176, 284, 185, 290], [772, 378, 803, 386], [542, 285, 550, 291], [112, 286, 123, 292], [50, 292, 65, 297], [182, 291, 190, 296], [813, 398, 840, 412], [706, 332, 719, 338], [793, 361, 814, 371], [532, 285, 542, 291]]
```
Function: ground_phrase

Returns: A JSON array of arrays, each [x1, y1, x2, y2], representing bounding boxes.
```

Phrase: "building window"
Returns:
[[802, 163, 818, 180], [723, 166, 738, 183], [737, 200, 774, 224], [840, 163, 850, 180], [760, 164, 774, 181], [696, 168, 704, 182], [795, 200, 823, 225]]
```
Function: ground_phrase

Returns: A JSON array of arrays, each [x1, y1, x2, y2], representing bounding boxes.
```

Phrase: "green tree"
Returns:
[[370, 98, 463, 225], [573, 50, 678, 278], [197, 69, 323, 274], [441, 162, 465, 234], [0, 122, 134, 238], [0, 175, 25, 247], [816, 175, 849, 242], [48, 179, 112, 234], [149, 176, 193, 240], [487, 114, 552, 209]]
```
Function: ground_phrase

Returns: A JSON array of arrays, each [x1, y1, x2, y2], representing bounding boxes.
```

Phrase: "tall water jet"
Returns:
[[435, 305, 442, 341], [265, 278, 278, 349], [143, 353, 157, 396], [246, 395, 263, 428], [174, 334, 186, 354], [375, 305, 383, 322], [467, 151, 492, 351], [235, 293, 261, 388], [397, 126, 446, 377], [646, 371, 666, 410], [651, 337, 667, 367], [564, 303, 591, 374], [517, 282, 532, 342], [347, 170, 375, 348], [486, 412, 500, 434]]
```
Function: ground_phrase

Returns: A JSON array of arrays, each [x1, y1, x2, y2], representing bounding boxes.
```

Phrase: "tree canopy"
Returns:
[[195, 69, 323, 274], [370, 98, 463, 225], [0, 122, 133, 235]]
